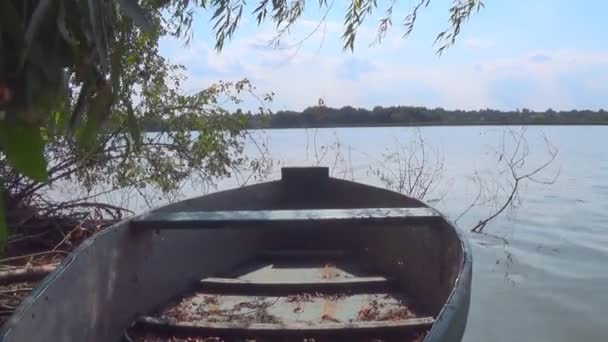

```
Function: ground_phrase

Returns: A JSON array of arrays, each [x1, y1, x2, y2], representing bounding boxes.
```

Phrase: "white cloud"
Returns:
[[474, 50, 608, 84], [473, 50, 608, 110], [160, 23, 608, 112], [164, 36, 489, 110]]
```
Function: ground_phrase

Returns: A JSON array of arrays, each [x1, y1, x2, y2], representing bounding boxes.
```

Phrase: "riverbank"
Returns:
[[0, 214, 114, 325]]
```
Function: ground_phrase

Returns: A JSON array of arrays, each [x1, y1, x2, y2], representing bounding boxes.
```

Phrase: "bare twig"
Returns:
[[6, 231, 52, 246], [0, 288, 34, 295], [469, 127, 559, 233], [218, 296, 281, 317], [51, 218, 89, 252], [0, 265, 57, 285], [0, 251, 68, 264], [370, 129, 445, 201], [269, 0, 335, 52], [454, 173, 483, 224], [123, 331, 134, 342]]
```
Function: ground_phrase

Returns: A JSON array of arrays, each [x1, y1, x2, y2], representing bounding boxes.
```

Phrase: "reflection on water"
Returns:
[[108, 126, 608, 341]]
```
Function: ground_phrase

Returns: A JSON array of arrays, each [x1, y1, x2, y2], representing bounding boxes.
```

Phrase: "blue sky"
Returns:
[[159, 0, 608, 112]]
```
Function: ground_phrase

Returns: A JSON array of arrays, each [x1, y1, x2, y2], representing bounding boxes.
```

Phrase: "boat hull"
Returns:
[[0, 167, 472, 342]]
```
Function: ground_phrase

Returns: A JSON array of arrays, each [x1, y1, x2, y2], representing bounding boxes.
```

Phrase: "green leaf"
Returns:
[[70, 78, 93, 130], [0, 182, 6, 249], [0, 184, 6, 253], [25, 49, 69, 118], [110, 45, 123, 96], [77, 116, 98, 151], [125, 102, 141, 147], [0, 120, 48, 182], [47, 110, 70, 138], [77, 84, 113, 149]]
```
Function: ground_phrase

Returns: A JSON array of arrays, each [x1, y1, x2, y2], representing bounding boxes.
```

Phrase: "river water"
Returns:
[[125, 126, 608, 341]]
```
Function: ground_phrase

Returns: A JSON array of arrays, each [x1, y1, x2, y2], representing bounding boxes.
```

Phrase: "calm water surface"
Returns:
[[134, 126, 608, 341]]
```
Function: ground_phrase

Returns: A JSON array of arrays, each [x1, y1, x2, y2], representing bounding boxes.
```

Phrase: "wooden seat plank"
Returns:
[[136, 315, 435, 336], [198, 276, 392, 294]]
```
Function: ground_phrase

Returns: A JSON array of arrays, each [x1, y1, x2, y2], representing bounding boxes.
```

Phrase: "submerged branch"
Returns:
[[468, 127, 559, 233]]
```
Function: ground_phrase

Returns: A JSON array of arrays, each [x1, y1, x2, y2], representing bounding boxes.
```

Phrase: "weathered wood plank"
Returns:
[[130, 207, 440, 231], [198, 276, 392, 294], [135, 315, 435, 335]]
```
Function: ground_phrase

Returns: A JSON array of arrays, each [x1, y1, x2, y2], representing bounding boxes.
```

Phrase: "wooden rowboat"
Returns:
[[0, 167, 472, 342]]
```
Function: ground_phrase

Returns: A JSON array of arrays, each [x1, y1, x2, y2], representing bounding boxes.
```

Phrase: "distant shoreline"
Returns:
[[140, 105, 608, 131], [244, 122, 608, 129], [141, 122, 608, 133], [242, 106, 608, 130]]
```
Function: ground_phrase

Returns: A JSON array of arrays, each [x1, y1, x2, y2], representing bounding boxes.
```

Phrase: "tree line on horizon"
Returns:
[[141, 105, 608, 131]]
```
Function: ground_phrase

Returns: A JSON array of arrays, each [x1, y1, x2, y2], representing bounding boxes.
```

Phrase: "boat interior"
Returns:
[[124, 169, 464, 341]]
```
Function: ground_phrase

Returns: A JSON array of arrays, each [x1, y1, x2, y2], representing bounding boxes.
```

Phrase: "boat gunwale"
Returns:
[[422, 207, 472, 342]]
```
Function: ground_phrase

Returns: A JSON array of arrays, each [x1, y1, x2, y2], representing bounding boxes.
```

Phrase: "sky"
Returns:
[[159, 0, 608, 112]]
